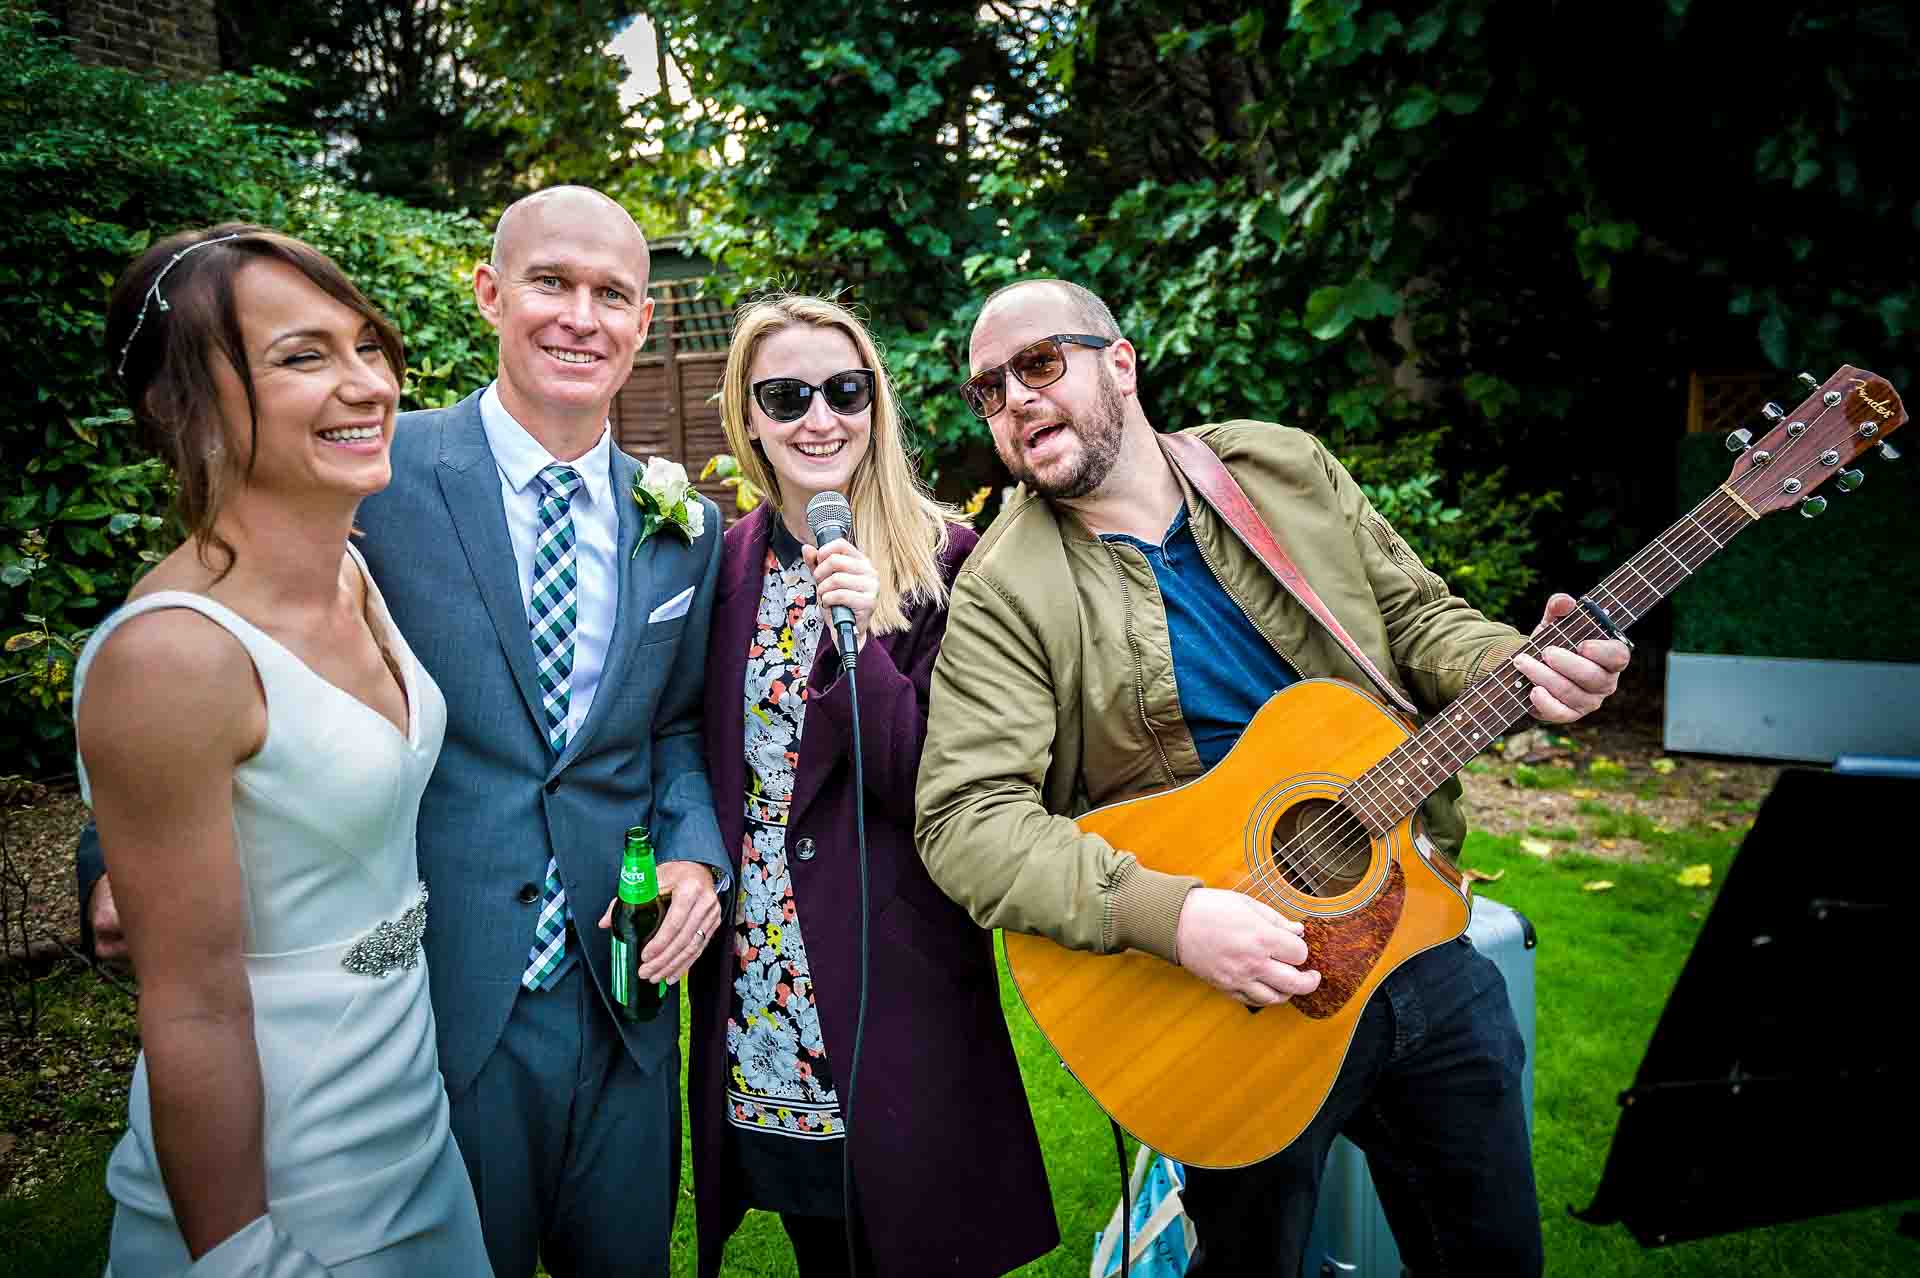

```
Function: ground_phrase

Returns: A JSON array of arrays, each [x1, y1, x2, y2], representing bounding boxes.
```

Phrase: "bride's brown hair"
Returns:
[[105, 223, 406, 578]]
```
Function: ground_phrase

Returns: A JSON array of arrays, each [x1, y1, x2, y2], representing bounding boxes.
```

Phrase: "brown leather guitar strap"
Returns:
[[1159, 430, 1421, 717]]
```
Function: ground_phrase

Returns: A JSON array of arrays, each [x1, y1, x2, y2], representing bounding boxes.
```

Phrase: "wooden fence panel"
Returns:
[[1685, 370, 1777, 436], [613, 283, 745, 521]]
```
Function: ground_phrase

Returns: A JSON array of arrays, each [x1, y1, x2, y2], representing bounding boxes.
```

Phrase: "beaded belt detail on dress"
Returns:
[[340, 881, 429, 977]]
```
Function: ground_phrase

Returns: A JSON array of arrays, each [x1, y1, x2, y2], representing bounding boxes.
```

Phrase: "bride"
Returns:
[[75, 225, 491, 1276]]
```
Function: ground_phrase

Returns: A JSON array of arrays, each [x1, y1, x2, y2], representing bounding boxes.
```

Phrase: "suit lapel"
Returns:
[[556, 447, 648, 770], [436, 397, 547, 738]]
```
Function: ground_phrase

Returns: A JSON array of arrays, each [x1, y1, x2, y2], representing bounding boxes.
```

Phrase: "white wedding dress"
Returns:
[[75, 547, 492, 1277]]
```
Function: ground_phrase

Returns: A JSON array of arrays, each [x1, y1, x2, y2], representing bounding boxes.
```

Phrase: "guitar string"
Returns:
[[1256, 396, 1863, 897], [1234, 395, 1866, 904], [1258, 394, 1863, 895], [1242, 499, 1736, 899], [1267, 447, 1823, 896], [1239, 597, 1640, 902], [1264, 403, 1859, 895], [1250, 496, 1745, 901]]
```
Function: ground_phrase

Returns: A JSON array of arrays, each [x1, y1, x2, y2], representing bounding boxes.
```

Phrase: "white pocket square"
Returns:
[[647, 585, 695, 624]]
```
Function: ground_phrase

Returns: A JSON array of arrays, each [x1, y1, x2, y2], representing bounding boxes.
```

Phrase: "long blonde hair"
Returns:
[[721, 294, 964, 634]]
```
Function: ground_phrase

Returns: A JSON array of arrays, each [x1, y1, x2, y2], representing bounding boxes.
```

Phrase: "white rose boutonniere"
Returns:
[[630, 457, 706, 556]]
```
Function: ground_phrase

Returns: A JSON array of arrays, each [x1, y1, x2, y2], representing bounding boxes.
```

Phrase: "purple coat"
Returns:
[[691, 505, 1057, 1276]]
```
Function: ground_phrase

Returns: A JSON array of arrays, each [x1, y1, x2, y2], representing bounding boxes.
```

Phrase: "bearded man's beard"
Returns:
[[1006, 364, 1126, 500]]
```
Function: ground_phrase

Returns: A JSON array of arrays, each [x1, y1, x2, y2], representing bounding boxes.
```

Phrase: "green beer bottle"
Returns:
[[610, 825, 668, 1021]]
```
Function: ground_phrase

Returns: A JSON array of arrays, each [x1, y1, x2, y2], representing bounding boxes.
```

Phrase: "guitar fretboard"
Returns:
[[1338, 486, 1756, 835]]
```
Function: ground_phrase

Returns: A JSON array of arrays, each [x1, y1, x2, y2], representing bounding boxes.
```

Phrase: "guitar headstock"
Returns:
[[1723, 365, 1907, 518]]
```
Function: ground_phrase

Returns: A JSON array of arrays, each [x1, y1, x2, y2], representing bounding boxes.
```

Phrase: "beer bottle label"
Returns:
[[610, 935, 631, 1007], [617, 854, 659, 906]]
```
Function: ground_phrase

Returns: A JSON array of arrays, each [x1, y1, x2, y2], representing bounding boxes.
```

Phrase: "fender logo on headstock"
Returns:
[[1849, 377, 1896, 420]]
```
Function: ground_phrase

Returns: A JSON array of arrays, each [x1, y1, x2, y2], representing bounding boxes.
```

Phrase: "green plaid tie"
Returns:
[[524, 463, 581, 990]]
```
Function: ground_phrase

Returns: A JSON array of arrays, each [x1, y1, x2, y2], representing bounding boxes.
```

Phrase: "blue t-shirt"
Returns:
[[1103, 506, 1299, 770]]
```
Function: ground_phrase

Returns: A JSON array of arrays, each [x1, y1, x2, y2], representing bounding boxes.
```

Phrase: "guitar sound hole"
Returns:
[[1271, 799, 1372, 897]]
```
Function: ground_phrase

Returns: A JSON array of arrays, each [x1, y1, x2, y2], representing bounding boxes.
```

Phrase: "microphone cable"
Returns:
[[1112, 1119, 1132, 1278], [805, 490, 870, 1273], [839, 655, 869, 1276]]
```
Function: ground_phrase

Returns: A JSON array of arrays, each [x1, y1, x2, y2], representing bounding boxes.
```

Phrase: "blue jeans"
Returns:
[[1183, 937, 1542, 1277]]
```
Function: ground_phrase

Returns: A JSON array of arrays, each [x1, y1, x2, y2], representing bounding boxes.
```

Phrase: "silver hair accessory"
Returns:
[[115, 233, 245, 377]]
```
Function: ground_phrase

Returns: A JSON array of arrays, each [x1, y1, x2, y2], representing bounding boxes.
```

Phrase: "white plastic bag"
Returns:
[[1090, 1143, 1197, 1278]]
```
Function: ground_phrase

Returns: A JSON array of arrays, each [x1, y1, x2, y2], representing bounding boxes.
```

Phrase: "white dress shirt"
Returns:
[[480, 382, 619, 748]]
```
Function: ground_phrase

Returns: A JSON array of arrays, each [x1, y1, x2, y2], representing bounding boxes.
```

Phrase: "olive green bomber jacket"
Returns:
[[914, 420, 1528, 965]]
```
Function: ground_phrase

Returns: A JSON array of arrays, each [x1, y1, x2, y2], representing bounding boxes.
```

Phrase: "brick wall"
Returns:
[[64, 0, 218, 79]]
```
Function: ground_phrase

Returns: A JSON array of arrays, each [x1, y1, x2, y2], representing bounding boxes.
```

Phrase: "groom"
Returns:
[[80, 185, 728, 1276]]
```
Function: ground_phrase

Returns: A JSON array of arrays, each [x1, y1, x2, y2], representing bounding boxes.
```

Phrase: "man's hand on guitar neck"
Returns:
[[1174, 888, 1323, 1007], [1514, 592, 1633, 724]]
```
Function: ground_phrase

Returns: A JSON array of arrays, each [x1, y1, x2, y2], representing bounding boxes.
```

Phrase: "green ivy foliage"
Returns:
[[220, 3, 645, 215], [637, 0, 1914, 642], [0, 2, 492, 770], [1671, 432, 1917, 661], [643, 0, 1560, 621]]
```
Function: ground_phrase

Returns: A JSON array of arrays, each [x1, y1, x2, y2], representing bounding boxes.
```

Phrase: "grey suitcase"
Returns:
[[1301, 894, 1538, 1277]]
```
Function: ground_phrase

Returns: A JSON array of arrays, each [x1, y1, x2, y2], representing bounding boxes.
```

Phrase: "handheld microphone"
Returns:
[[805, 490, 860, 662]]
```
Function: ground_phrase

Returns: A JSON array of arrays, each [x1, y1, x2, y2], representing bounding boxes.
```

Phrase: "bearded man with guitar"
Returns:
[[916, 279, 1630, 1275]]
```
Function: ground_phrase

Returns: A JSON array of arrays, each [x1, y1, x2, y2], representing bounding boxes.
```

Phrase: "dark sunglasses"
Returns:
[[958, 333, 1112, 420], [751, 368, 876, 423]]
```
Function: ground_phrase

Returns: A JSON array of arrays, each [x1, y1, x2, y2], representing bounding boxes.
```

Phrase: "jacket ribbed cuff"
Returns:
[[1106, 862, 1203, 963], [1473, 633, 1531, 681]]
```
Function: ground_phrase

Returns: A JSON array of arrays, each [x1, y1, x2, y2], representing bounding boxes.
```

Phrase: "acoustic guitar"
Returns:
[[1003, 365, 1908, 1168]]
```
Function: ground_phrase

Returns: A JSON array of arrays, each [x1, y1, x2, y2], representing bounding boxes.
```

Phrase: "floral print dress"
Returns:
[[724, 521, 846, 1211]]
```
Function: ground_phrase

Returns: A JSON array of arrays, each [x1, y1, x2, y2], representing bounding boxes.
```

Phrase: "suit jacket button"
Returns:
[[545, 778, 561, 794], [517, 882, 541, 904], [794, 837, 816, 860]]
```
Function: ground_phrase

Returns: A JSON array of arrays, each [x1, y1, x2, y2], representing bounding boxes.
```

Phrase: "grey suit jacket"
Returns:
[[355, 389, 727, 1098]]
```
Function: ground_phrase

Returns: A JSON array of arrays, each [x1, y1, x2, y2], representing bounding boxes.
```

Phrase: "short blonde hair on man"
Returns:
[[721, 293, 965, 635]]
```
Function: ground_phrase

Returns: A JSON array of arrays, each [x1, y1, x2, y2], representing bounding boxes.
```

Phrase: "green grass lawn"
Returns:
[[6, 813, 1915, 1275]]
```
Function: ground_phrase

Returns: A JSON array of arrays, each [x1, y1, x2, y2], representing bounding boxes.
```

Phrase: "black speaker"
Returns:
[[1577, 767, 1920, 1246]]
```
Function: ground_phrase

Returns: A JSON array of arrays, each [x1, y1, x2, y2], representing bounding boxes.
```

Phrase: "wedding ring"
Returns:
[[695, 927, 706, 942]]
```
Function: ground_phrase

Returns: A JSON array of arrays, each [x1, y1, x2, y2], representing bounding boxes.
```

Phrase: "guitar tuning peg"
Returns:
[[1725, 428, 1753, 453], [1879, 439, 1902, 462], [1835, 468, 1864, 492], [1797, 372, 1821, 392], [1760, 402, 1786, 423], [1799, 495, 1828, 518]]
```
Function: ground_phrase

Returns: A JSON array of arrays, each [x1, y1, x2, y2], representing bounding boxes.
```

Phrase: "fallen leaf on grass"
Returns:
[[1463, 868, 1505, 883], [1653, 824, 1674, 835], [1599, 838, 1617, 849], [1569, 787, 1599, 799], [1519, 838, 1554, 858], [1676, 864, 1713, 888], [1707, 819, 1728, 831], [1650, 757, 1677, 775], [1583, 880, 1615, 892]]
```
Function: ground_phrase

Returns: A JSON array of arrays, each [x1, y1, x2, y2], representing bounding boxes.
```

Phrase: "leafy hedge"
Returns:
[[641, 0, 1914, 643], [1669, 432, 1917, 662], [0, 3, 493, 771]]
